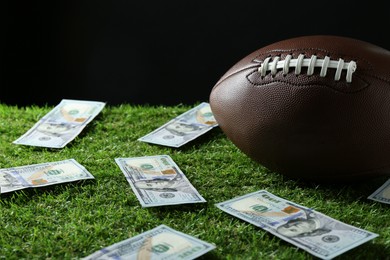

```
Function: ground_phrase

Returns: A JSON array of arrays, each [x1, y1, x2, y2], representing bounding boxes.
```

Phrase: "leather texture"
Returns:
[[209, 35, 390, 182]]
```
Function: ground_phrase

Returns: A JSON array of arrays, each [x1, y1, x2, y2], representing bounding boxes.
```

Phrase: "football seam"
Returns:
[[245, 69, 371, 94], [213, 64, 259, 88]]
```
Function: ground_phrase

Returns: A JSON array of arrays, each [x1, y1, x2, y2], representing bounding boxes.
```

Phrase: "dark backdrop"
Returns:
[[2, 1, 389, 107]]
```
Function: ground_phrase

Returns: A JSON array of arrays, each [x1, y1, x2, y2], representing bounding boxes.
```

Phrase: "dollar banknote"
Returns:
[[216, 190, 378, 260], [115, 155, 206, 207], [138, 102, 218, 147], [368, 178, 390, 204], [0, 159, 94, 193], [13, 99, 106, 148], [82, 224, 216, 260]]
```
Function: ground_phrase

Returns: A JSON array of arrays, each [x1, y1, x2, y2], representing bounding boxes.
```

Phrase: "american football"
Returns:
[[209, 35, 390, 182]]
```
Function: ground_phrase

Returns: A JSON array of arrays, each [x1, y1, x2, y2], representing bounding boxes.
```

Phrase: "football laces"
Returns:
[[259, 54, 357, 83]]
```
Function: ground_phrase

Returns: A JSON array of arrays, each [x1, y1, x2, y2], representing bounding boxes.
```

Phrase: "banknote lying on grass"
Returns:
[[115, 155, 206, 207], [216, 190, 378, 260], [0, 159, 94, 193], [368, 178, 390, 204], [138, 102, 218, 147], [13, 99, 106, 148], [82, 224, 216, 260]]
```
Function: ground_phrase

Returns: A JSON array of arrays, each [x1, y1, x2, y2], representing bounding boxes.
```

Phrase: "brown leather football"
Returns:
[[209, 35, 390, 182]]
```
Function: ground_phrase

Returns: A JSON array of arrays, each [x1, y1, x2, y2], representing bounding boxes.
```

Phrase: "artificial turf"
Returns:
[[0, 103, 389, 259]]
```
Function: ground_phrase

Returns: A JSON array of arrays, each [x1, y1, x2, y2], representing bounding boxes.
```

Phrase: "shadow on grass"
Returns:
[[334, 238, 390, 260], [242, 158, 390, 205], [289, 175, 390, 203]]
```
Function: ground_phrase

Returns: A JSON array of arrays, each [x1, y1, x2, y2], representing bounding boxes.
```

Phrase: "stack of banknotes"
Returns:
[[2, 99, 389, 259]]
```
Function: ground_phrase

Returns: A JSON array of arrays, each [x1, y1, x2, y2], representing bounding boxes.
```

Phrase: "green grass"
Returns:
[[0, 102, 389, 260]]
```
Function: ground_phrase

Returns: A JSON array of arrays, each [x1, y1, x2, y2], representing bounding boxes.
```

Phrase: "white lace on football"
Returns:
[[258, 54, 357, 82]]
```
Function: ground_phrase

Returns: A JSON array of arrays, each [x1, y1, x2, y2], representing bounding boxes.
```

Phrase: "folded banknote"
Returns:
[[13, 99, 105, 148], [0, 159, 94, 193]]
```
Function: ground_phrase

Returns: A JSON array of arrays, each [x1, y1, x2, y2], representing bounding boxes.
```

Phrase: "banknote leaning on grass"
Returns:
[[216, 190, 378, 260], [115, 155, 206, 207], [13, 99, 106, 148], [0, 159, 94, 193], [138, 102, 218, 147], [82, 224, 215, 260], [368, 178, 390, 204]]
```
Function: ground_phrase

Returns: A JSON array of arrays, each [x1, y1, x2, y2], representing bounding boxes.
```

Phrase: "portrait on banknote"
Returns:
[[275, 208, 350, 238], [163, 121, 207, 139]]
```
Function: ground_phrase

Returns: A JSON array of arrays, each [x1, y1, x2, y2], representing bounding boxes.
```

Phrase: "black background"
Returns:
[[2, 1, 389, 107]]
